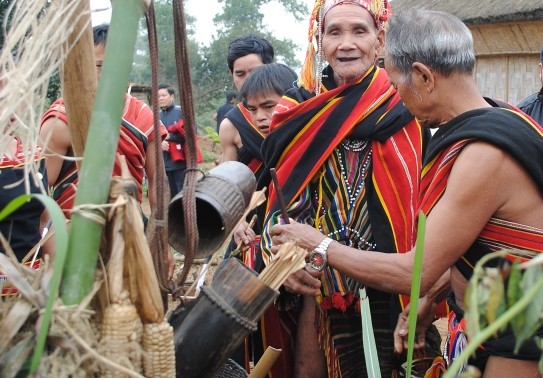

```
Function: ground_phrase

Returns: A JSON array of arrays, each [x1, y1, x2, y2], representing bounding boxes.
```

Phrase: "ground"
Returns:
[[198, 133, 222, 172]]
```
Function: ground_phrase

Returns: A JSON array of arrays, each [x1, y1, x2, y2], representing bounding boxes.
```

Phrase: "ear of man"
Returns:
[[412, 62, 435, 93]]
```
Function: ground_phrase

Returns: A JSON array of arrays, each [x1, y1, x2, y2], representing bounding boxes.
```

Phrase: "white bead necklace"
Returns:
[[335, 140, 371, 206]]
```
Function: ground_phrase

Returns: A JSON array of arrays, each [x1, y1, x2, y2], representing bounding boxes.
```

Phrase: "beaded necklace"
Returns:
[[314, 139, 377, 251], [336, 139, 371, 206]]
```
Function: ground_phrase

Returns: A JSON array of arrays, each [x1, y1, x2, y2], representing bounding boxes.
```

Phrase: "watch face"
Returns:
[[310, 251, 325, 271]]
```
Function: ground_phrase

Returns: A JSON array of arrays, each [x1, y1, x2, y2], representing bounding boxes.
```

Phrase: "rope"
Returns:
[[145, 1, 173, 298], [69, 204, 108, 226], [172, 0, 199, 293]]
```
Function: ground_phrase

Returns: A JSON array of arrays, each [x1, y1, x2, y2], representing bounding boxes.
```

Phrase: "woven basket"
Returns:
[[214, 359, 248, 378]]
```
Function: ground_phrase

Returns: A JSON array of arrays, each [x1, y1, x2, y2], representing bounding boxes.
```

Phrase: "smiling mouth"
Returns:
[[338, 57, 359, 62]]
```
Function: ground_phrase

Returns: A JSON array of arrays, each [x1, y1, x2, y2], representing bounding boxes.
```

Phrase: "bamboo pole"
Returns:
[[247, 347, 282, 378], [61, 0, 97, 167], [60, 0, 146, 305]]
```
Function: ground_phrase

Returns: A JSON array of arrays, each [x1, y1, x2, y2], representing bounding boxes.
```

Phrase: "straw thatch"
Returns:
[[391, 0, 543, 25], [391, 0, 543, 105]]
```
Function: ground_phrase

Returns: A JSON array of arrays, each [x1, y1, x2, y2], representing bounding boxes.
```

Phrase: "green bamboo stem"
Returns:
[[60, 0, 145, 305], [405, 212, 426, 378], [443, 274, 543, 378]]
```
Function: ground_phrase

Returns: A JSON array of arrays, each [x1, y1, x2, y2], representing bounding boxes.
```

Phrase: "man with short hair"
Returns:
[[227, 64, 299, 376], [213, 90, 237, 133], [240, 64, 296, 136], [233, 63, 297, 260], [158, 83, 186, 198], [518, 47, 543, 125], [218, 34, 274, 181]]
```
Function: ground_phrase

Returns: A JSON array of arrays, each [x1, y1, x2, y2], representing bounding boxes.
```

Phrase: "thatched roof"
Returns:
[[391, 0, 543, 25]]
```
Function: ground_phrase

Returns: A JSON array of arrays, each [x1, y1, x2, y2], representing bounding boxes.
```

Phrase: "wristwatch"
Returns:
[[309, 237, 334, 272]]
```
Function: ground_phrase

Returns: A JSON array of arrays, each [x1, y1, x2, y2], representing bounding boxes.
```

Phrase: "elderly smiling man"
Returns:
[[257, 0, 428, 376]]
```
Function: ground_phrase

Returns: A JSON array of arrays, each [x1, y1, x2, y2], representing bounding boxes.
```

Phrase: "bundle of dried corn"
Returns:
[[142, 321, 176, 378], [98, 172, 175, 377], [99, 294, 144, 376], [98, 178, 144, 376], [0, 174, 174, 377], [120, 180, 175, 377]]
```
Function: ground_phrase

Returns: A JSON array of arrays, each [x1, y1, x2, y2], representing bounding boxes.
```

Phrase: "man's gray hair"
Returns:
[[385, 10, 475, 82]]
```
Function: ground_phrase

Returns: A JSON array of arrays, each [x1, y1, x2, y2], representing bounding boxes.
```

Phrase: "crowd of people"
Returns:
[[2, 1, 543, 377], [217, 1, 543, 378]]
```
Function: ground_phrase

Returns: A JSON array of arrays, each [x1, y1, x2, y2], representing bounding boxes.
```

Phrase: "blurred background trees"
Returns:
[[1, 0, 306, 128], [130, 0, 306, 130]]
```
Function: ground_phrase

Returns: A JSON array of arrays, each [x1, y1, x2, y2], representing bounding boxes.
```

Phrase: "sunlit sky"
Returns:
[[90, 0, 314, 70]]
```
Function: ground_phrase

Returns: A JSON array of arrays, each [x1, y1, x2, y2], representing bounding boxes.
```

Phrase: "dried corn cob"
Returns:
[[100, 297, 143, 376], [142, 321, 175, 377], [123, 193, 165, 324]]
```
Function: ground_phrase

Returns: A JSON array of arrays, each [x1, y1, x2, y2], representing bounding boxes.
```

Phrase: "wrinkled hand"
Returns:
[[233, 221, 256, 253], [394, 295, 438, 354], [270, 222, 326, 252], [162, 140, 169, 151], [282, 267, 322, 297]]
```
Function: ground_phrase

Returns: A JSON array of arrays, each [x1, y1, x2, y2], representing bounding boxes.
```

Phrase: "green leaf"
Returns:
[[535, 337, 543, 374], [444, 257, 543, 378], [204, 126, 220, 144], [463, 282, 481, 340], [0, 195, 36, 222], [484, 268, 506, 331], [515, 265, 543, 353], [28, 194, 69, 373], [360, 287, 381, 378], [507, 261, 525, 337], [405, 211, 426, 378]]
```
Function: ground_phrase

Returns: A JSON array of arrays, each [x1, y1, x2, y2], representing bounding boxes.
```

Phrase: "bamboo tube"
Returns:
[[62, 0, 97, 166], [247, 347, 282, 378], [60, 0, 146, 305]]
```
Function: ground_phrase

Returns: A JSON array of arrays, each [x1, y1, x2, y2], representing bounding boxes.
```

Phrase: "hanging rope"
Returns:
[[172, 0, 199, 293], [145, 1, 172, 304]]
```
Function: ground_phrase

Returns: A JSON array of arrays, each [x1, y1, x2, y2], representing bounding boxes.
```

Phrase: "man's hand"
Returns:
[[270, 222, 326, 252], [394, 295, 438, 354], [162, 140, 169, 152], [282, 267, 322, 297], [269, 222, 324, 296], [233, 221, 256, 253]]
